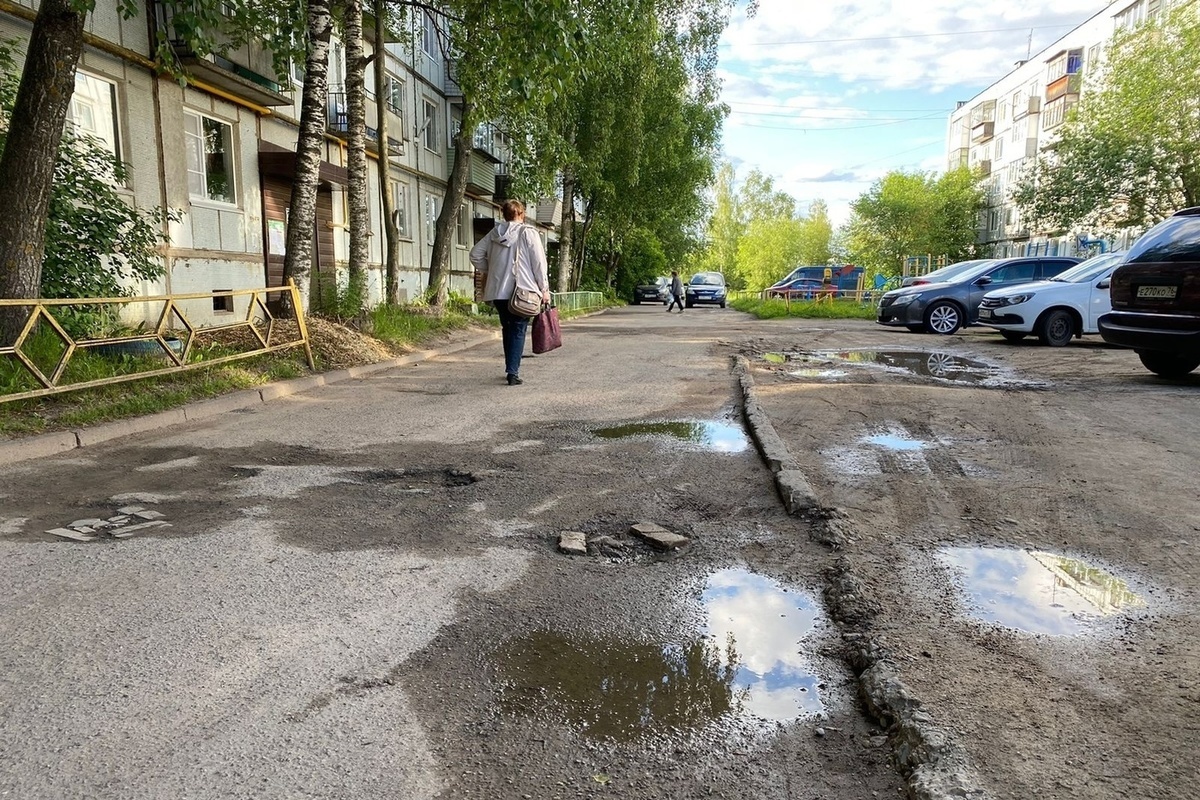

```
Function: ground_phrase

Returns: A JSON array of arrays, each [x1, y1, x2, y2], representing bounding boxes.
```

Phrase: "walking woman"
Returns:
[[469, 200, 551, 385]]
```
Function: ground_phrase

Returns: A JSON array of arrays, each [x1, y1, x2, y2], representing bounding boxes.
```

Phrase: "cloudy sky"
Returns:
[[717, 0, 1111, 225]]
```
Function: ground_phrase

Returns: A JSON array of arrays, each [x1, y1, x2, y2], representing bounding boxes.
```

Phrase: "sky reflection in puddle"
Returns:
[[702, 568, 825, 721], [865, 433, 929, 451], [940, 547, 1146, 635], [493, 569, 824, 741], [592, 421, 751, 453]]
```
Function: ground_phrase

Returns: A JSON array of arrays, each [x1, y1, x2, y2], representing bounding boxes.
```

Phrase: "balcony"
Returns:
[[326, 93, 403, 155], [1045, 73, 1082, 103], [157, 5, 290, 107], [1013, 96, 1041, 120], [970, 120, 995, 143], [948, 147, 969, 170], [448, 147, 498, 196], [533, 197, 563, 228]]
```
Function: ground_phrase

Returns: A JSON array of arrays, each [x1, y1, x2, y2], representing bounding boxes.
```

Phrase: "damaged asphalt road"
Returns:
[[2, 308, 1195, 800], [0, 309, 903, 800]]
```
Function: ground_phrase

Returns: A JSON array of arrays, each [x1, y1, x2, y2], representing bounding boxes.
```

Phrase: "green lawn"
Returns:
[[729, 296, 878, 320]]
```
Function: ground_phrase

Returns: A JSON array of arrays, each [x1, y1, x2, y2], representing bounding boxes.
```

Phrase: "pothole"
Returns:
[[494, 568, 825, 741], [766, 349, 1038, 388], [230, 465, 476, 497], [864, 432, 929, 451], [591, 420, 751, 453], [939, 546, 1147, 635]]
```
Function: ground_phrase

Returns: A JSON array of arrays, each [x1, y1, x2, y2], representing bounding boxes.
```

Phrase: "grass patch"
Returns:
[[730, 296, 878, 320], [370, 304, 492, 350]]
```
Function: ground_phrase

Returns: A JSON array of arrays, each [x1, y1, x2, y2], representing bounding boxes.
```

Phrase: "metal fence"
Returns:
[[0, 282, 312, 405], [552, 291, 605, 313]]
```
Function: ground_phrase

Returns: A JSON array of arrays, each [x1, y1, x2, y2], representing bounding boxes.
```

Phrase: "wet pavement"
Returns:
[[765, 348, 1041, 388], [591, 419, 751, 453]]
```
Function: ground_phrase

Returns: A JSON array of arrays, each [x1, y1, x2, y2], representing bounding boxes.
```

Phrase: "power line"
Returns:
[[722, 23, 1074, 47], [729, 99, 954, 112], [732, 111, 947, 132], [727, 108, 945, 121]]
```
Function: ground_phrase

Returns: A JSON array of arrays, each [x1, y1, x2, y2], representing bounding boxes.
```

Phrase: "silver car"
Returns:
[[877, 256, 1082, 334]]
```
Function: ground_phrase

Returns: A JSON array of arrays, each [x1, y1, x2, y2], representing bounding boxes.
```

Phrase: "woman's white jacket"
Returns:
[[468, 222, 549, 303]]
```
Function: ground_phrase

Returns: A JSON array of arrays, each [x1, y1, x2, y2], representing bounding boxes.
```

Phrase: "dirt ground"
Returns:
[[0, 308, 1195, 799], [734, 320, 1200, 799]]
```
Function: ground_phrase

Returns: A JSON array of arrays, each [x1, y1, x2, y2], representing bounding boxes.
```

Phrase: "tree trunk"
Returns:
[[556, 170, 575, 293], [344, 0, 369, 311], [374, 0, 400, 305], [571, 194, 598, 291], [427, 100, 473, 308], [0, 0, 86, 344], [283, 0, 333, 313]]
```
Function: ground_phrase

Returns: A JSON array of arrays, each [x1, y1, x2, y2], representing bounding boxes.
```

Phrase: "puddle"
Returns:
[[818, 349, 1006, 384], [940, 547, 1146, 635], [495, 569, 824, 741], [788, 368, 849, 380], [592, 421, 750, 453], [864, 433, 929, 451]]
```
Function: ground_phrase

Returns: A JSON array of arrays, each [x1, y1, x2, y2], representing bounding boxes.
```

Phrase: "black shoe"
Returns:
[[506, 374, 523, 386]]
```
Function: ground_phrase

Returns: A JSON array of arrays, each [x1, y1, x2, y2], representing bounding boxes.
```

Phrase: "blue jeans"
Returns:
[[493, 299, 530, 377]]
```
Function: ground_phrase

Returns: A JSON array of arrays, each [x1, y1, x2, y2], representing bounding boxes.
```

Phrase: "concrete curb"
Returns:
[[733, 353, 991, 800], [0, 329, 502, 467]]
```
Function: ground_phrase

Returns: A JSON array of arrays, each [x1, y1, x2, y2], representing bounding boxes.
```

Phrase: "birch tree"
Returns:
[[375, 0, 402, 304], [344, 0, 370, 311]]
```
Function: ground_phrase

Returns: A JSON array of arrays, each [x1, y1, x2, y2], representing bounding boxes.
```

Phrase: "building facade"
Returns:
[[946, 0, 1176, 259], [0, 0, 557, 325]]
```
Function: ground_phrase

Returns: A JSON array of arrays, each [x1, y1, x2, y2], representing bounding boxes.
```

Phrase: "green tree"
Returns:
[[847, 167, 982, 275], [0, 44, 171, 335], [1012, 5, 1200, 233]]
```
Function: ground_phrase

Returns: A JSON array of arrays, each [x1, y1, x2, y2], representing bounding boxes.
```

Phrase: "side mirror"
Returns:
[[1097, 279, 1111, 289], [975, 276, 993, 286]]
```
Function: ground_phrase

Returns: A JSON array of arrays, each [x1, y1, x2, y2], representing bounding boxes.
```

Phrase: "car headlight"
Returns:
[[889, 294, 918, 306], [996, 293, 1035, 307]]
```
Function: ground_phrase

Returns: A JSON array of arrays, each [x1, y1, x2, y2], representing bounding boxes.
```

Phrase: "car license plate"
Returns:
[[1137, 285, 1178, 299], [979, 308, 992, 318]]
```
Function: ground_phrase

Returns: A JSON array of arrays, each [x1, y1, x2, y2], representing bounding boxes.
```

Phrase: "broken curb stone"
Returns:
[[629, 522, 690, 551], [558, 532, 588, 556]]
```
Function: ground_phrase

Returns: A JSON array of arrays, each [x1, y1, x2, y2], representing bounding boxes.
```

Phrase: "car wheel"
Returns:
[[1137, 351, 1200, 378], [924, 302, 962, 335], [719, 301, 726, 308], [1001, 330, 1026, 343], [685, 301, 693, 308], [632, 297, 640, 305], [1037, 309, 1074, 347], [905, 324, 927, 334]]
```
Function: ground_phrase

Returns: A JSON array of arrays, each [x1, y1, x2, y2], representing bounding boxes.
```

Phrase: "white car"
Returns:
[[976, 252, 1126, 347]]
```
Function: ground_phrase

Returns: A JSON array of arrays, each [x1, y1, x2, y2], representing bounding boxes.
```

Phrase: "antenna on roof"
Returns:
[[1026, 28, 1033, 60]]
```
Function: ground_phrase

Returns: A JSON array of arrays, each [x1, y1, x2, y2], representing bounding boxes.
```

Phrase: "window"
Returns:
[[1087, 44, 1101, 70], [385, 74, 404, 119], [184, 111, 236, 204], [290, 58, 305, 86], [989, 260, 1035, 283], [994, 136, 1004, 160], [69, 72, 120, 164], [421, 98, 439, 152], [1116, 1, 1146, 29], [456, 204, 470, 246], [424, 194, 440, 243], [999, 100, 1009, 123], [1147, 0, 1163, 21], [421, 10, 439, 59], [392, 181, 411, 239]]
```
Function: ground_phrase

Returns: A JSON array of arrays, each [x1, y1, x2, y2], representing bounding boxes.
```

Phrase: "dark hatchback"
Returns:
[[1099, 208, 1200, 378], [877, 256, 1081, 335], [632, 276, 670, 305]]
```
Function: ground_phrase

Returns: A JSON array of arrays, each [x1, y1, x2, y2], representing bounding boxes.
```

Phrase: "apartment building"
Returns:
[[946, 0, 1174, 258], [0, 0, 557, 324]]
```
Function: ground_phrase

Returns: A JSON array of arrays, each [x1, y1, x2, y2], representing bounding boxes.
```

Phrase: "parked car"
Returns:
[[978, 251, 1126, 346], [877, 255, 1082, 335], [1099, 208, 1200, 378], [901, 258, 994, 287], [686, 272, 727, 308], [632, 276, 670, 305], [767, 278, 827, 299]]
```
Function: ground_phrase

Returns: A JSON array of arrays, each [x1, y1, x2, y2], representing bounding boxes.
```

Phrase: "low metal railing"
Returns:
[[552, 291, 605, 313], [0, 282, 312, 405]]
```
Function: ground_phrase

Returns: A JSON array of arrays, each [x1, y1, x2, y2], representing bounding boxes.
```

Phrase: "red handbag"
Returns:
[[532, 306, 562, 354]]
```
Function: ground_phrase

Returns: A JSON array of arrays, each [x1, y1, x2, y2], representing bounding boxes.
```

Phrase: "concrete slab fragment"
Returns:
[[46, 528, 96, 542], [629, 522, 691, 551], [558, 531, 588, 556], [133, 510, 167, 521], [68, 519, 106, 528], [117, 506, 146, 514]]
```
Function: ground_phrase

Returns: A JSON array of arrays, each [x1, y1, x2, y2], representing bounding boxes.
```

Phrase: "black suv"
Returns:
[[1099, 208, 1200, 378]]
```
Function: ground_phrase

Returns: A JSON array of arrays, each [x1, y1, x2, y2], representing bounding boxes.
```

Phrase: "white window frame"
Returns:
[[183, 110, 237, 205], [456, 204, 470, 247], [424, 194, 440, 244], [69, 71, 121, 167], [392, 181, 411, 240], [385, 73, 405, 122], [421, 11, 439, 60], [421, 97, 440, 153]]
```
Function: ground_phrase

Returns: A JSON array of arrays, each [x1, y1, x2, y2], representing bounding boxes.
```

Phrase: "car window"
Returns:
[[1124, 212, 1200, 263], [920, 258, 990, 283], [1038, 259, 1079, 278], [987, 261, 1036, 284], [690, 274, 724, 286], [1051, 253, 1124, 283]]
